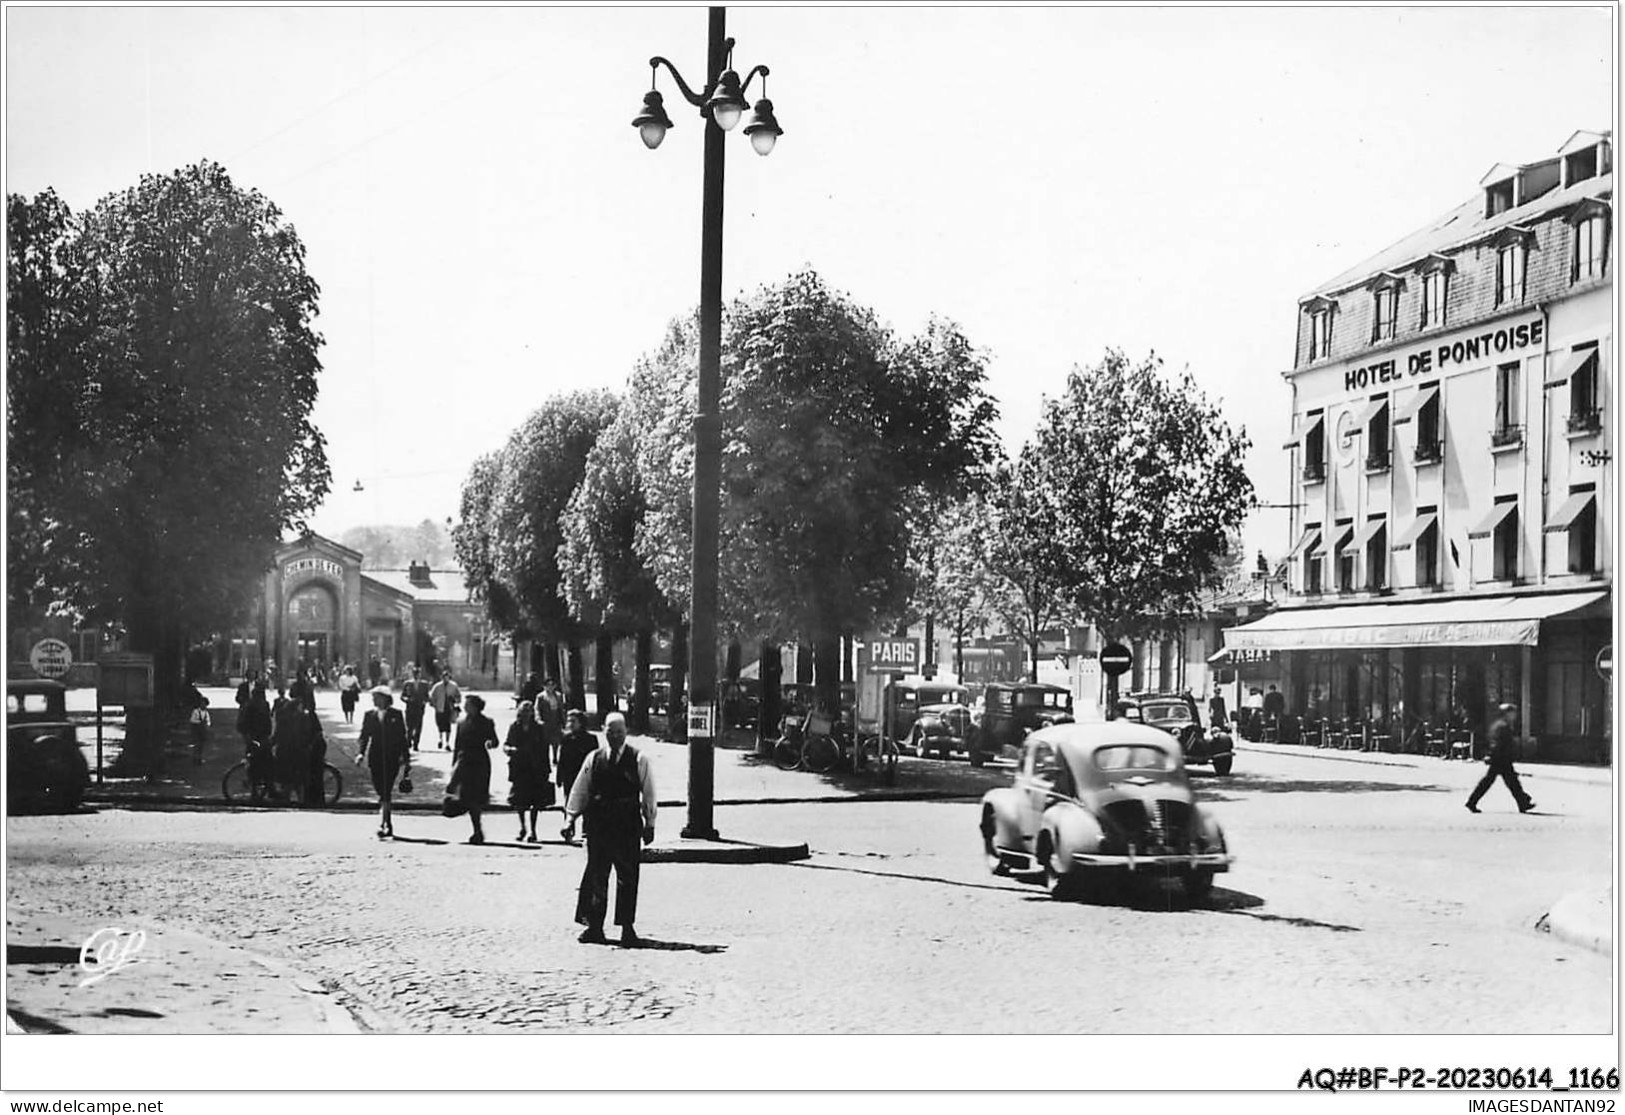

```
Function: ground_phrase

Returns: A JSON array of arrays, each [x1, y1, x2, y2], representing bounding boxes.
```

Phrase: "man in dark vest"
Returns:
[[561, 712, 656, 945], [1466, 703, 1535, 814]]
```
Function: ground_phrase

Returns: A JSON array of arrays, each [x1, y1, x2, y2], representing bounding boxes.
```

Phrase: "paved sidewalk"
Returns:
[[5, 910, 369, 1034]]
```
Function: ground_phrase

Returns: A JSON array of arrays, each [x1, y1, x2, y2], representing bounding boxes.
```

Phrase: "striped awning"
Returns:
[[1222, 591, 1608, 651], [1391, 383, 1439, 425], [1544, 490, 1596, 533], [1391, 513, 1438, 551]]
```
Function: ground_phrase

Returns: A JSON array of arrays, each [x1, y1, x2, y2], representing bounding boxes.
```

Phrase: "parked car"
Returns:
[[967, 681, 1074, 767], [978, 720, 1232, 901], [907, 696, 976, 759], [7, 679, 89, 814], [882, 678, 970, 746], [1126, 692, 1235, 776]]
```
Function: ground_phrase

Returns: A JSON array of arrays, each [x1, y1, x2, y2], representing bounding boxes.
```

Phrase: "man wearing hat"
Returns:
[[1466, 702, 1535, 814], [561, 712, 656, 946]]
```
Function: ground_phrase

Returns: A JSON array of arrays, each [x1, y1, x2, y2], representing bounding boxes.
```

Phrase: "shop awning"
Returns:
[[1390, 512, 1437, 551], [1286, 527, 1322, 560], [1325, 521, 1354, 552], [1545, 347, 1597, 388], [1349, 517, 1387, 549], [1544, 490, 1596, 532], [1391, 383, 1439, 425], [1348, 396, 1390, 427], [1468, 501, 1518, 539], [1221, 591, 1607, 651]]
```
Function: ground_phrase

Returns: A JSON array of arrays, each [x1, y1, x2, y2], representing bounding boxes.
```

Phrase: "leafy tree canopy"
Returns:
[[1028, 349, 1254, 642], [6, 163, 329, 687]]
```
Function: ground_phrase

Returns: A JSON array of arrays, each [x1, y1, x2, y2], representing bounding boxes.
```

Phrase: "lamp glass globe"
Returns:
[[749, 129, 777, 156], [639, 122, 667, 150]]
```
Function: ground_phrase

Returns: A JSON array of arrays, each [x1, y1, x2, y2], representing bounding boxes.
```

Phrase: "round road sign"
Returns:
[[1100, 643, 1133, 677], [1597, 645, 1612, 681], [29, 637, 73, 679]]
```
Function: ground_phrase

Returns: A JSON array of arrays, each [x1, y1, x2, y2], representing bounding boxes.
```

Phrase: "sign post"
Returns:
[[1099, 643, 1133, 718]]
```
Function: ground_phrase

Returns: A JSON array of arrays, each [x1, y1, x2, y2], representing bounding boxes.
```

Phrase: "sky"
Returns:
[[4, 4, 1616, 565]]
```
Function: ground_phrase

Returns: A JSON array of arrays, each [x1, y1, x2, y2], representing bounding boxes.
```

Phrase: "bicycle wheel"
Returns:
[[222, 760, 263, 804], [772, 736, 802, 771], [318, 764, 344, 806], [802, 734, 839, 774], [880, 738, 899, 787]]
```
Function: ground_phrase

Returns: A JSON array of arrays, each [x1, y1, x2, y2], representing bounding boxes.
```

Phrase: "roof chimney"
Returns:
[[408, 561, 433, 587]]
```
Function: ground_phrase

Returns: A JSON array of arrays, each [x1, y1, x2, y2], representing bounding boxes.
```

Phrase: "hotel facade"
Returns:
[[1225, 130, 1614, 763]]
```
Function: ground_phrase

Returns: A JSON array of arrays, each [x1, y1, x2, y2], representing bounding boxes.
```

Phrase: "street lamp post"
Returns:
[[633, 7, 781, 840]]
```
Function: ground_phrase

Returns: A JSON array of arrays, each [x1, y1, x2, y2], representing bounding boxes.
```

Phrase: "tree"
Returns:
[[1027, 349, 1254, 697], [454, 451, 521, 632], [488, 389, 618, 703], [6, 164, 329, 725], [911, 492, 1002, 680], [986, 458, 1076, 681], [719, 273, 1002, 714]]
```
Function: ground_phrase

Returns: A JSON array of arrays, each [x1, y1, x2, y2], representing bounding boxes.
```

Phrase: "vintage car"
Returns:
[[7, 678, 89, 814], [967, 681, 1074, 767], [1126, 692, 1235, 776], [906, 692, 976, 759], [979, 721, 1233, 901]]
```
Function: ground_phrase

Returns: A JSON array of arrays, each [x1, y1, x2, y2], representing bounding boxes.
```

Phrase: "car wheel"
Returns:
[[1039, 835, 1083, 901], [1212, 755, 1233, 776], [981, 809, 1009, 876], [1185, 868, 1215, 903], [968, 748, 986, 767]]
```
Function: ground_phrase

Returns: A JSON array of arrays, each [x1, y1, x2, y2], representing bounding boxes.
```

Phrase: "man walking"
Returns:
[[428, 670, 462, 749], [1466, 702, 1535, 814], [561, 712, 656, 946], [400, 666, 431, 751]]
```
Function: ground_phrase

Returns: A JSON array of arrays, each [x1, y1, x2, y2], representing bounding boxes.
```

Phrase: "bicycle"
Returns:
[[222, 743, 344, 806]]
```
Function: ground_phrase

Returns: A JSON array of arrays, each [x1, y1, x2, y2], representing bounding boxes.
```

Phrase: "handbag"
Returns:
[[441, 795, 467, 818], [398, 776, 413, 794]]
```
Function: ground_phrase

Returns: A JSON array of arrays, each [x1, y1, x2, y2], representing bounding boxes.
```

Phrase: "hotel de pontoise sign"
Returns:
[[1337, 314, 1544, 395]]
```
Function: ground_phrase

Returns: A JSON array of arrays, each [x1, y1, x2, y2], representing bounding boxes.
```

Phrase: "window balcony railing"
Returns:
[[1567, 408, 1602, 435], [1490, 424, 1524, 450], [1364, 448, 1392, 473], [1302, 459, 1327, 483], [1413, 438, 1444, 465]]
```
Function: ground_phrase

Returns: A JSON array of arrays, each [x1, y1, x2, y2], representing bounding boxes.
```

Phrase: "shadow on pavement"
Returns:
[[1216, 907, 1363, 933], [384, 835, 449, 846], [618, 937, 728, 954], [7, 944, 80, 966], [1195, 772, 1451, 800], [786, 858, 1029, 895]]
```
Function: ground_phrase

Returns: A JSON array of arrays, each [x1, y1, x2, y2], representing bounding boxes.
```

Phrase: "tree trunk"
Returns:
[[631, 629, 652, 735], [841, 633, 854, 683], [669, 621, 689, 743], [814, 635, 841, 719], [594, 633, 615, 720], [1028, 634, 1040, 682], [758, 640, 781, 754], [543, 641, 561, 686], [567, 642, 586, 713], [955, 608, 965, 680], [924, 611, 936, 677], [725, 640, 741, 682], [796, 643, 813, 685]]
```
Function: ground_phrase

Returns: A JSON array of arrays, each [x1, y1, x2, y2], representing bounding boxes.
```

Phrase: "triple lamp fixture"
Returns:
[[630, 44, 783, 154]]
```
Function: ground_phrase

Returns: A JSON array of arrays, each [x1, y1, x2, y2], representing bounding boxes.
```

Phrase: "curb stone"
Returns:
[[1534, 886, 1613, 957]]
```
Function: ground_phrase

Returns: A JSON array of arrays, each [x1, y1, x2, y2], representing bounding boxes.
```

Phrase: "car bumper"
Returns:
[[1071, 851, 1232, 872]]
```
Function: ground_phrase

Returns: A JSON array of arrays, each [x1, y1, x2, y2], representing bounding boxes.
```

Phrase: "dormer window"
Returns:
[[1305, 297, 1337, 360], [1370, 274, 1402, 343], [1567, 198, 1610, 283], [1492, 229, 1533, 306], [1560, 133, 1611, 187], [1419, 265, 1448, 329], [1485, 177, 1517, 218]]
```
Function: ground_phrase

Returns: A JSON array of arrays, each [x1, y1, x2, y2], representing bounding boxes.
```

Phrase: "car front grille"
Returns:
[[1101, 798, 1194, 854]]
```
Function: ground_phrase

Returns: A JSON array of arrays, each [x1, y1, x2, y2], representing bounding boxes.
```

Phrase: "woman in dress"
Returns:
[[338, 664, 361, 724], [356, 686, 410, 839], [447, 693, 499, 844], [555, 708, 599, 840], [504, 700, 553, 842]]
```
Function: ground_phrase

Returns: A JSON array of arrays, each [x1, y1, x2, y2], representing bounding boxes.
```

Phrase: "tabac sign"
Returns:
[[284, 557, 344, 581], [1341, 315, 1544, 394]]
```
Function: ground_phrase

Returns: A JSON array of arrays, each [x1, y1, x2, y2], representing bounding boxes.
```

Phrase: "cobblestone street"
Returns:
[[6, 742, 1612, 1037]]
